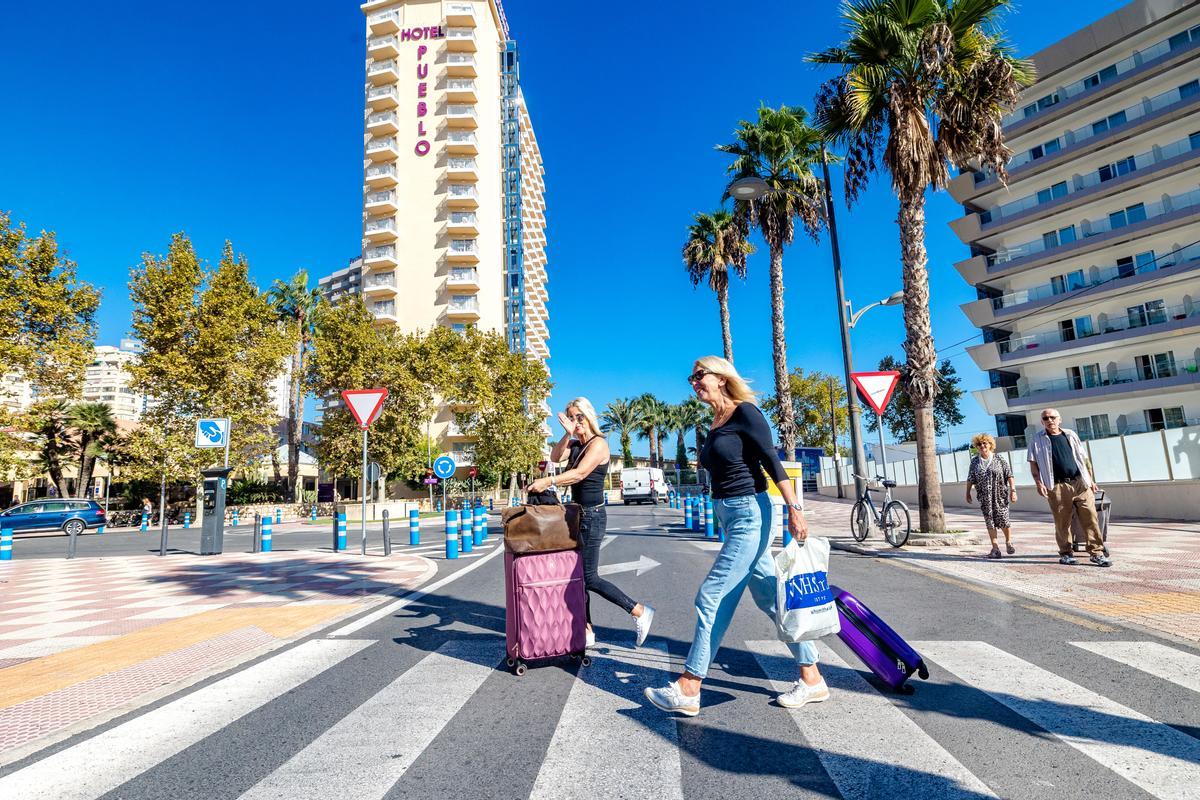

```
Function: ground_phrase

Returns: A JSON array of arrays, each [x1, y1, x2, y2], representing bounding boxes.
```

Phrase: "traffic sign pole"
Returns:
[[361, 427, 369, 556]]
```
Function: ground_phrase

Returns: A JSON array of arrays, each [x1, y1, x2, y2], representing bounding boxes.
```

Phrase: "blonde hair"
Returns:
[[694, 356, 755, 403], [971, 432, 996, 450], [567, 397, 603, 439]]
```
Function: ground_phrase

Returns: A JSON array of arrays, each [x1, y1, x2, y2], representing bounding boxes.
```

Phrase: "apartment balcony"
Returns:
[[365, 162, 398, 188], [446, 27, 476, 51], [448, 450, 476, 467], [363, 273, 398, 297], [367, 34, 399, 59], [446, 183, 479, 209], [364, 218, 397, 242], [446, 211, 478, 235], [445, 2, 477, 27], [446, 295, 481, 321], [367, 9, 400, 34], [369, 301, 399, 324], [445, 79, 477, 103], [447, 239, 480, 263], [446, 156, 478, 181], [366, 136, 400, 162], [446, 131, 478, 155], [447, 266, 480, 290], [974, 357, 1200, 415], [445, 422, 472, 439], [445, 53, 477, 77], [368, 58, 399, 85], [367, 85, 399, 110], [363, 244, 399, 269], [367, 110, 399, 136], [445, 104, 478, 129], [365, 189, 398, 215]]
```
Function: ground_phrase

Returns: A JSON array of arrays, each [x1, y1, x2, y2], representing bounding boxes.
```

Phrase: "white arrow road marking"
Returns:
[[598, 556, 660, 577]]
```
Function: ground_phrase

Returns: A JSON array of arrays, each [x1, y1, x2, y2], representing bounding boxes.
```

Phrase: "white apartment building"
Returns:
[[82, 340, 147, 422], [954, 0, 1200, 447]]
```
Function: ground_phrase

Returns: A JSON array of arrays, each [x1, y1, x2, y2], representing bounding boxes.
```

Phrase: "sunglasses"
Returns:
[[567, 414, 587, 422], [1041, 415, 1059, 421], [687, 370, 713, 384]]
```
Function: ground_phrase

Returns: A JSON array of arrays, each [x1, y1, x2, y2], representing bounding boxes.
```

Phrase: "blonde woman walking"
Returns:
[[964, 433, 1017, 559]]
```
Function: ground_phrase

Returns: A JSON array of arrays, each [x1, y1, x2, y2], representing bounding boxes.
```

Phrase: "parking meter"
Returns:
[[200, 467, 232, 555]]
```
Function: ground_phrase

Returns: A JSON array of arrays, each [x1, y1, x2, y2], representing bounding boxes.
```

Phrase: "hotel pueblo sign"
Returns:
[[408, 27, 446, 157]]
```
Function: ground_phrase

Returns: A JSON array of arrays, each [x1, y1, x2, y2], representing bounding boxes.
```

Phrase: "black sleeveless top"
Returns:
[[567, 438, 608, 507]]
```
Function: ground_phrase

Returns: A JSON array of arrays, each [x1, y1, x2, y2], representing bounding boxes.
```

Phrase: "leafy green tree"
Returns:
[[682, 211, 753, 362], [600, 398, 638, 468], [68, 401, 117, 494], [22, 400, 74, 497], [267, 270, 324, 502], [762, 368, 848, 456], [810, 0, 1033, 531], [632, 393, 668, 469], [864, 356, 965, 444]]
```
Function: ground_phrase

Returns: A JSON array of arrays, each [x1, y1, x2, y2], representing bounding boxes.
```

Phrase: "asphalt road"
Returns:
[[2, 503, 1198, 799]]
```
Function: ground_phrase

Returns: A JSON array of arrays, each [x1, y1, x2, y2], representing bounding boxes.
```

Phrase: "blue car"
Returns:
[[0, 499, 106, 536]]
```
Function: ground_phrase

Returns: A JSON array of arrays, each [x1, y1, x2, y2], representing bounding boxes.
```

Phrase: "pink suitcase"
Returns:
[[504, 549, 589, 675]]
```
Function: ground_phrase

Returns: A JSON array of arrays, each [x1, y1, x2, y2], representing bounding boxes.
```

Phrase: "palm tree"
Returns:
[[682, 211, 753, 362], [267, 270, 324, 503], [718, 105, 826, 461], [632, 393, 667, 469], [600, 398, 639, 468], [675, 397, 707, 470], [810, 0, 1033, 532], [25, 400, 73, 498], [67, 402, 116, 496]]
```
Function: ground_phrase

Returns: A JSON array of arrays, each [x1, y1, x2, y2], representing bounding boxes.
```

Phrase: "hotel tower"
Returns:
[[334, 0, 550, 468]]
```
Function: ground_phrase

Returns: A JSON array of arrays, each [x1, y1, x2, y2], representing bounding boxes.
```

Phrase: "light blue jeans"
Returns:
[[684, 491, 819, 678]]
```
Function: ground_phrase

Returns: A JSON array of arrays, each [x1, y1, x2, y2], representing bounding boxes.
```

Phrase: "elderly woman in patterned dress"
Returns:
[[965, 433, 1018, 559]]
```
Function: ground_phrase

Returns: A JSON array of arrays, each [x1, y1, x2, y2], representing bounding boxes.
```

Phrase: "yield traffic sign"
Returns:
[[341, 388, 389, 429], [851, 371, 901, 415]]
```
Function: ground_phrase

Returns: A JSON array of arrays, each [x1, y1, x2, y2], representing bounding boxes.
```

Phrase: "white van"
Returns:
[[621, 468, 668, 505]]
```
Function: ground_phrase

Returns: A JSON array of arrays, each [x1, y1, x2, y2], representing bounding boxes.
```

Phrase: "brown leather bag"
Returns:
[[502, 502, 581, 554]]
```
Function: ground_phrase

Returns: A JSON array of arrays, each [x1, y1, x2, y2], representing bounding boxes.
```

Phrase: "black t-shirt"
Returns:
[[1049, 432, 1081, 484], [567, 439, 608, 507], [699, 403, 789, 499]]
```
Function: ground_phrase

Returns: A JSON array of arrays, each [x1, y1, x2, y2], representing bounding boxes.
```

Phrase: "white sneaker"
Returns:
[[635, 604, 655, 648], [644, 681, 700, 716], [585, 628, 596, 648], [777, 679, 830, 709]]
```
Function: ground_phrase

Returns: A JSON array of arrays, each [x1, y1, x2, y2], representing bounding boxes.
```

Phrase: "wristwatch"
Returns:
[[788, 503, 804, 511]]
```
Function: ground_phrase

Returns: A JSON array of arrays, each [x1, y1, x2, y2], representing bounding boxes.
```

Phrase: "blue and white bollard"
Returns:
[[692, 499, 703, 533], [275, 507, 282, 525], [409, 508, 420, 545], [436, 499, 443, 513], [781, 504, 791, 546], [232, 508, 240, 527], [183, 511, 191, 529], [140, 511, 149, 532], [473, 504, 485, 546], [461, 505, 474, 553], [705, 498, 714, 539], [310, 506, 317, 522], [261, 516, 273, 553], [336, 510, 347, 551], [489, 498, 494, 511], [683, 498, 693, 530], [0, 522, 11, 561], [445, 509, 459, 559]]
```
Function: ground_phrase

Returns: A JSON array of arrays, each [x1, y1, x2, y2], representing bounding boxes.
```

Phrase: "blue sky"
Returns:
[[0, 0, 1127, 455]]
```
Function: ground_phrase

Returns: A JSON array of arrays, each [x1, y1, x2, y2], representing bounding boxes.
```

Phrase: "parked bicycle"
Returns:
[[850, 473, 911, 548]]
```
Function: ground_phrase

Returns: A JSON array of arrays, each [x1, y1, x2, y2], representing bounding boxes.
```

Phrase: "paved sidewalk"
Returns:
[[0, 550, 436, 763], [804, 495, 1200, 643]]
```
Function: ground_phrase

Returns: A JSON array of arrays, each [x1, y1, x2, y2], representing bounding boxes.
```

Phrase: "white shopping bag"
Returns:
[[774, 537, 840, 642]]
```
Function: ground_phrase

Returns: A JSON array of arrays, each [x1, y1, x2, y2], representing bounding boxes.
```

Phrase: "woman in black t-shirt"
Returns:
[[528, 397, 655, 649]]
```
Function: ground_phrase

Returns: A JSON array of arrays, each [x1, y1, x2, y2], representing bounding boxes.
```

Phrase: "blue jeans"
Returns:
[[684, 492, 819, 678]]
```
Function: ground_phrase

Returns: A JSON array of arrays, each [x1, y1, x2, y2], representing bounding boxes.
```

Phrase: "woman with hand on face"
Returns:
[[527, 397, 655, 649], [645, 357, 826, 717], [964, 433, 1017, 559]]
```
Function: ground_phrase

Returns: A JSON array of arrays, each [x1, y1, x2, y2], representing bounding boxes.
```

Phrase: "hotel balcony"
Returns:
[[367, 110, 399, 136], [363, 244, 399, 269], [445, 53, 477, 77], [363, 272, 398, 297], [446, 156, 478, 181], [448, 450, 476, 467], [366, 136, 400, 162], [446, 183, 479, 209], [365, 162, 398, 188], [447, 266, 480, 290], [974, 357, 1200, 415], [446, 104, 478, 129], [446, 295, 481, 321], [445, 2, 477, 27], [367, 9, 400, 34], [367, 85, 399, 110], [446, 27, 476, 52], [445, 79, 477, 103], [367, 34, 399, 59], [365, 189, 398, 215], [447, 211, 478, 235], [364, 218, 397, 242], [368, 58, 400, 85], [370, 300, 399, 324], [447, 239, 479, 263], [445, 422, 472, 439], [446, 131, 478, 155]]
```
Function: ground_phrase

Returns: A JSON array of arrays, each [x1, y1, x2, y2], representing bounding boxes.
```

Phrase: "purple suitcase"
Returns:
[[504, 550, 589, 675], [831, 586, 929, 693]]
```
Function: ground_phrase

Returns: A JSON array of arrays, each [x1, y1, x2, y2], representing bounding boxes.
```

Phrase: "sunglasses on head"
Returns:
[[687, 369, 712, 384]]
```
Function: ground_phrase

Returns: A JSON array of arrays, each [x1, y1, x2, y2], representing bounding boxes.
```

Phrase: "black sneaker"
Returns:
[[1090, 555, 1112, 568], [1059, 555, 1077, 565]]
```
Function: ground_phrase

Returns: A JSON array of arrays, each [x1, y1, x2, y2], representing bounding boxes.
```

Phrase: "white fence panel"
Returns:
[[938, 453, 958, 483], [1088, 437, 1130, 483], [1163, 424, 1200, 479], [1008, 448, 1034, 487], [953, 451, 972, 484], [1124, 430, 1171, 482]]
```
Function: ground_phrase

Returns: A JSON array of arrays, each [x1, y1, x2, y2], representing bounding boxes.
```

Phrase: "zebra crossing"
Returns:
[[0, 633, 1197, 799]]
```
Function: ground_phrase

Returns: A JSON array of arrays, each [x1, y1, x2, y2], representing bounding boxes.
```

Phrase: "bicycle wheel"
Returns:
[[882, 501, 911, 548], [850, 500, 871, 542]]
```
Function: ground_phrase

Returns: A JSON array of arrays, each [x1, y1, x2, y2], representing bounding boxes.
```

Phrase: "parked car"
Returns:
[[620, 468, 668, 505], [0, 499, 106, 536]]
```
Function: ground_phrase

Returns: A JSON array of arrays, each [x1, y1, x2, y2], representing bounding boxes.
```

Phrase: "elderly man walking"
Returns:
[[1027, 408, 1111, 567]]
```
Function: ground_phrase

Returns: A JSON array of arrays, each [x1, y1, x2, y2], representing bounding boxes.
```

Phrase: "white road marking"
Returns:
[[598, 556, 660, 577], [750, 640, 995, 799], [918, 640, 1200, 800], [1071, 641, 1200, 695], [0, 639, 372, 800], [236, 641, 496, 800], [529, 641, 682, 800]]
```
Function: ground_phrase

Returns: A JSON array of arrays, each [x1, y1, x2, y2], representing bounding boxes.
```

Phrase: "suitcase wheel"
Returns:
[[580, 655, 592, 667], [514, 661, 527, 676], [506, 657, 516, 669], [917, 662, 929, 680]]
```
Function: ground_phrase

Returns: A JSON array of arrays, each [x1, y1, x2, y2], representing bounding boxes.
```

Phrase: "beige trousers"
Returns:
[[1047, 477, 1104, 557]]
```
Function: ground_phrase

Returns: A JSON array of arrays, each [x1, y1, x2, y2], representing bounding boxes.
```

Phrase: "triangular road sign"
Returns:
[[850, 371, 901, 415], [341, 388, 389, 429]]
